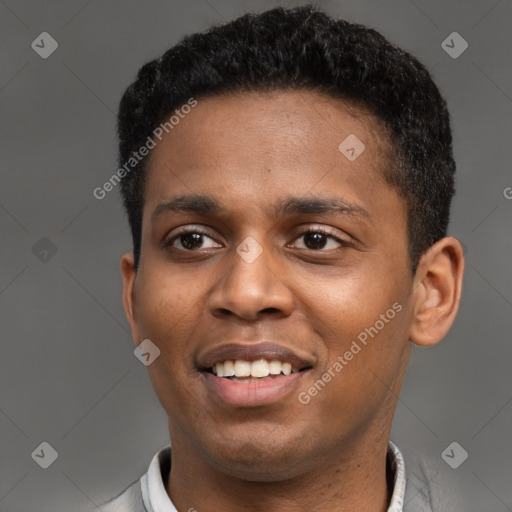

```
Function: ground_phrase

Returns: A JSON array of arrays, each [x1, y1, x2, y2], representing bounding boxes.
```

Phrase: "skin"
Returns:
[[120, 90, 464, 511]]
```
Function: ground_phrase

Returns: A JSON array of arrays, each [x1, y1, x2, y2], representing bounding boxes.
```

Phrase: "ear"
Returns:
[[120, 252, 140, 344], [409, 237, 465, 347]]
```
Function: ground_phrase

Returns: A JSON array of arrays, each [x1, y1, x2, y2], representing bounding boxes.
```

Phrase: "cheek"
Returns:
[[132, 268, 206, 410], [133, 271, 206, 416], [134, 264, 204, 338], [297, 301, 409, 436], [301, 271, 393, 338], [301, 272, 409, 383]]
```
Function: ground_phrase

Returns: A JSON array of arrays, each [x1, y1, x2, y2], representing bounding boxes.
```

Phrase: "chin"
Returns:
[[201, 432, 316, 482]]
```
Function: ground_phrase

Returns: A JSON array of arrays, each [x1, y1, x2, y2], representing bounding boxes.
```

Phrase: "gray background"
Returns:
[[0, 0, 511, 510]]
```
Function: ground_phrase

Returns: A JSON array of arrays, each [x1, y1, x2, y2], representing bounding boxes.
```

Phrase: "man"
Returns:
[[104, 5, 464, 511]]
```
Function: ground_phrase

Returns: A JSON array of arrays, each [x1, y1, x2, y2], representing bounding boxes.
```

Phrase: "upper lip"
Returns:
[[197, 341, 315, 372]]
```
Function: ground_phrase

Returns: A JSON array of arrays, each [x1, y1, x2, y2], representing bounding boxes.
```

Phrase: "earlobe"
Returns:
[[120, 253, 140, 344], [409, 237, 464, 347]]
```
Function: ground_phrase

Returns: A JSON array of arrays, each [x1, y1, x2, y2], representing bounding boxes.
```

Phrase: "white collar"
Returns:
[[387, 440, 406, 512], [141, 441, 406, 512]]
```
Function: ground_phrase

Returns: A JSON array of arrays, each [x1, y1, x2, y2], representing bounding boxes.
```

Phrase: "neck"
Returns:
[[166, 428, 393, 512]]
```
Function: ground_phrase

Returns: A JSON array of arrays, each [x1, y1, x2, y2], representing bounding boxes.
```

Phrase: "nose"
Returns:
[[207, 239, 294, 321]]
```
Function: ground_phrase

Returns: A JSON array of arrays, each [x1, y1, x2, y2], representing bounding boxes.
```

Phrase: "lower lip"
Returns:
[[202, 371, 308, 407]]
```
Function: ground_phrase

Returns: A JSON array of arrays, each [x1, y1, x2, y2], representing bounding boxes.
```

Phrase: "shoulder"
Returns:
[[100, 445, 172, 512], [100, 479, 144, 512], [400, 442, 471, 512]]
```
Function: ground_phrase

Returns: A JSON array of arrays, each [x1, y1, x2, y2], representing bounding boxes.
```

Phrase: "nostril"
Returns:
[[260, 307, 280, 314]]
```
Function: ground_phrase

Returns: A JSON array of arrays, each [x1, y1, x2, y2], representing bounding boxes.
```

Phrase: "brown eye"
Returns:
[[165, 228, 222, 251], [303, 232, 329, 250], [292, 228, 347, 251]]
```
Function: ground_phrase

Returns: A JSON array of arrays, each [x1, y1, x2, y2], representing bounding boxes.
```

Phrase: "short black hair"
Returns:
[[117, 5, 456, 273]]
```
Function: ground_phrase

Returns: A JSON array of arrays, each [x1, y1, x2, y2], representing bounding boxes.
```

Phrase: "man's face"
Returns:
[[123, 90, 415, 480]]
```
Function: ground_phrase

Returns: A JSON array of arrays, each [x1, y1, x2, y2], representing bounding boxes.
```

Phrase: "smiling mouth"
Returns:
[[204, 358, 312, 383]]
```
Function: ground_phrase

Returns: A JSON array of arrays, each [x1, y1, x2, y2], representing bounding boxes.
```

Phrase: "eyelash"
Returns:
[[163, 226, 349, 252]]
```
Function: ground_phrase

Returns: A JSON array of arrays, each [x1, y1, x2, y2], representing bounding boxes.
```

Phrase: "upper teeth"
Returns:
[[213, 359, 294, 378]]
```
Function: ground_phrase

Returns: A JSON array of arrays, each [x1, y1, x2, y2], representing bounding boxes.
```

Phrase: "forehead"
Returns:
[[143, 89, 398, 220], [149, 90, 390, 164]]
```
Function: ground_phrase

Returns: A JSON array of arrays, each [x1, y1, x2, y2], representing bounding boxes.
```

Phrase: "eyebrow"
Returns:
[[151, 194, 371, 221]]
